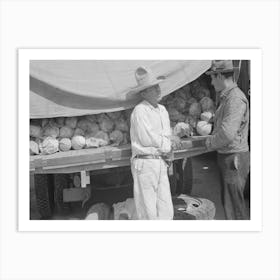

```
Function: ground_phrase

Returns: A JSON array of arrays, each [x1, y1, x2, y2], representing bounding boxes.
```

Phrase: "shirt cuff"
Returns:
[[161, 136, 172, 153]]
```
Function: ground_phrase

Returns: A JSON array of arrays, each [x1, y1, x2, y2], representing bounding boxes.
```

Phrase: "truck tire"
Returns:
[[176, 158, 193, 195], [174, 194, 216, 220], [85, 203, 112, 220], [34, 174, 54, 219], [53, 174, 71, 214]]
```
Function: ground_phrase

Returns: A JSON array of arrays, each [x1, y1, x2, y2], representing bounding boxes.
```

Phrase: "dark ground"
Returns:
[[30, 152, 250, 220]]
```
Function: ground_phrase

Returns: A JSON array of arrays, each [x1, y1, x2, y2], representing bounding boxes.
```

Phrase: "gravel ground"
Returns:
[[30, 152, 250, 220]]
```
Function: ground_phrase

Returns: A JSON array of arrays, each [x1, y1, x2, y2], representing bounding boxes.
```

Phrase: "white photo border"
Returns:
[[19, 48, 262, 232]]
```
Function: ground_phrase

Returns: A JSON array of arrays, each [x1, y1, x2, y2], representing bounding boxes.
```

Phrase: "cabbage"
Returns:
[[55, 117, 65, 128], [96, 113, 107, 123], [85, 137, 100, 148], [65, 117, 78, 129], [41, 119, 49, 128], [39, 137, 59, 155], [109, 130, 124, 146], [189, 102, 202, 118], [30, 140, 40, 155], [43, 124, 60, 138], [200, 96, 215, 112], [107, 111, 122, 120], [74, 128, 85, 136], [87, 122, 100, 135], [200, 111, 213, 122], [94, 131, 109, 146], [186, 97, 198, 105], [176, 87, 192, 100], [122, 132, 130, 145], [173, 122, 192, 138], [77, 119, 92, 131], [167, 107, 186, 122], [171, 96, 186, 112], [192, 87, 210, 101], [98, 114, 114, 133], [30, 125, 42, 138], [185, 115, 198, 128], [115, 118, 129, 132], [59, 126, 74, 138], [59, 138, 72, 151], [71, 135, 86, 150], [196, 121, 212, 136], [85, 114, 97, 123], [190, 80, 200, 94]]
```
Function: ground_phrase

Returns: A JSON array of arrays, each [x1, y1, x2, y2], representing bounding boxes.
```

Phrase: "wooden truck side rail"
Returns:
[[30, 136, 208, 174]]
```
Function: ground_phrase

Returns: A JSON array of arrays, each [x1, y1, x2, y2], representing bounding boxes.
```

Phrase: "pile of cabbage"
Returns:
[[160, 78, 215, 138], [30, 77, 215, 155], [30, 110, 131, 155]]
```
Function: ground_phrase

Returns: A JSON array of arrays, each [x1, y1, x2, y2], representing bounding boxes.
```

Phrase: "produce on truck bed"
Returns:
[[85, 137, 101, 148], [39, 137, 59, 155], [30, 140, 40, 155], [173, 122, 192, 138], [59, 138, 72, 152], [196, 121, 212, 136], [30, 125, 42, 138], [94, 131, 109, 146], [43, 124, 60, 138], [71, 135, 86, 150], [200, 96, 215, 112], [109, 130, 124, 146], [65, 117, 78, 129], [30, 76, 216, 155], [74, 127, 86, 136], [97, 114, 114, 133], [200, 111, 213, 123], [59, 126, 74, 138]]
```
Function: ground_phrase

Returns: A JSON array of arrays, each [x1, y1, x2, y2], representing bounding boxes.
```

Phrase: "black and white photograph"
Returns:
[[1, 1, 280, 280], [26, 55, 254, 224]]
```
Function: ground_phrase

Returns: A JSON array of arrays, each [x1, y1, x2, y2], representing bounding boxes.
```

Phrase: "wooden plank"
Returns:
[[30, 137, 208, 173]]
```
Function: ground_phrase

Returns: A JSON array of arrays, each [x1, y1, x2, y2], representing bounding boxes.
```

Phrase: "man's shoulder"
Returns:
[[158, 103, 168, 112], [227, 87, 248, 103], [132, 102, 147, 115]]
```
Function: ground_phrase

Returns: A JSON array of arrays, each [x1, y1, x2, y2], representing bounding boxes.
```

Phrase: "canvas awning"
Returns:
[[30, 60, 211, 118]]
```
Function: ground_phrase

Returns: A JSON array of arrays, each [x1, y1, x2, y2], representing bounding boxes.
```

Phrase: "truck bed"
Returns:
[[30, 136, 208, 174]]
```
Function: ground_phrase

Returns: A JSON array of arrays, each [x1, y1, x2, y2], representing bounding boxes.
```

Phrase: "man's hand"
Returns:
[[170, 135, 182, 150], [205, 136, 213, 151]]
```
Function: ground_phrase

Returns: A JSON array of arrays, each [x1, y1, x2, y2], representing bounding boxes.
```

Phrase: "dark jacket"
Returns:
[[207, 84, 249, 154]]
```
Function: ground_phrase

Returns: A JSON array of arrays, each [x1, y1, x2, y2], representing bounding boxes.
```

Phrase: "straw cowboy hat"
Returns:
[[129, 66, 165, 94], [206, 60, 239, 75]]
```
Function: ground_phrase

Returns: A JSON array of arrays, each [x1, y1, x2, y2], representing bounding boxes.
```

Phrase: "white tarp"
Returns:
[[30, 60, 211, 118]]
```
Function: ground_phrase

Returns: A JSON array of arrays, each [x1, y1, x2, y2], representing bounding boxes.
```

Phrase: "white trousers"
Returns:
[[131, 158, 174, 220]]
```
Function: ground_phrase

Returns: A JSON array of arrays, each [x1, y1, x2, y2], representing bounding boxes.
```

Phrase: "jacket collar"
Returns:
[[220, 83, 238, 100]]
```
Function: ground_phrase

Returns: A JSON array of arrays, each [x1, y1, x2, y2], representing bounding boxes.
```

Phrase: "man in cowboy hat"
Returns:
[[129, 66, 180, 220], [205, 60, 250, 220]]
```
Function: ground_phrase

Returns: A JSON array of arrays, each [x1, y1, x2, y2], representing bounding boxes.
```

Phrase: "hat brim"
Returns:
[[128, 77, 165, 95], [205, 67, 238, 75]]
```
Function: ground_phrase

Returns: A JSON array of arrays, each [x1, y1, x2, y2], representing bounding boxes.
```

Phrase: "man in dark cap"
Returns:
[[205, 60, 250, 220]]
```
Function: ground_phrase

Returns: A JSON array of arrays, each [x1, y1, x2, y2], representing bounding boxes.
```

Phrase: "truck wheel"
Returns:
[[53, 174, 71, 215], [176, 158, 193, 195], [176, 194, 216, 220], [85, 203, 112, 220], [34, 174, 54, 219]]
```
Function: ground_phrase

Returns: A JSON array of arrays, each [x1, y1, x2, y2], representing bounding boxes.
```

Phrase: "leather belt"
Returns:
[[135, 154, 162, 159]]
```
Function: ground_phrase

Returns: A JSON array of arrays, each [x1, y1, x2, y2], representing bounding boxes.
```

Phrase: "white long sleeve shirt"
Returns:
[[130, 100, 172, 159]]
